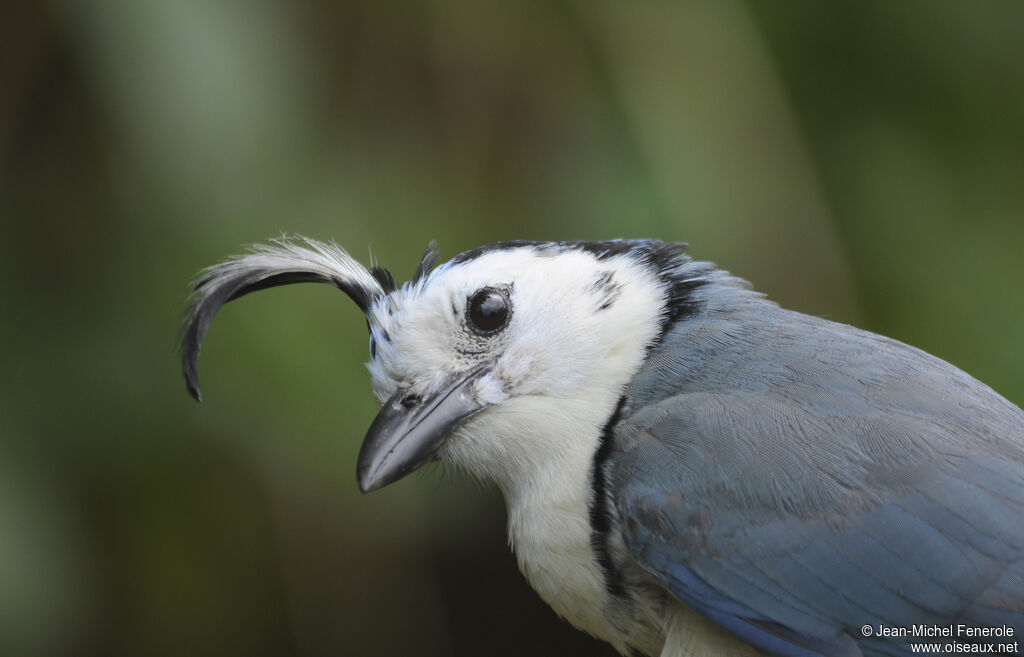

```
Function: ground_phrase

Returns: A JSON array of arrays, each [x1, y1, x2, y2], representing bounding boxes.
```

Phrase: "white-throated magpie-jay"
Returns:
[[181, 237, 1024, 657]]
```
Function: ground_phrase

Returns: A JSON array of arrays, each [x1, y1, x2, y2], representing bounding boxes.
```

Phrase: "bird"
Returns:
[[180, 236, 1024, 657]]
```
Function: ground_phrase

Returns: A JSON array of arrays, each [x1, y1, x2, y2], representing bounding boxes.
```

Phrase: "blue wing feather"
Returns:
[[610, 305, 1024, 657]]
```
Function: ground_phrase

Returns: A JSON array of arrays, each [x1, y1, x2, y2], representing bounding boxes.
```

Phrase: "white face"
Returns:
[[362, 247, 667, 482], [180, 236, 687, 494], [367, 248, 666, 402]]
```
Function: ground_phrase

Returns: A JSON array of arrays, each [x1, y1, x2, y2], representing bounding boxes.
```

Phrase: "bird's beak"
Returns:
[[357, 368, 489, 493]]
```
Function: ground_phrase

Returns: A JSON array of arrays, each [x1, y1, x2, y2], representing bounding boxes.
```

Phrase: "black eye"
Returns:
[[467, 287, 511, 334]]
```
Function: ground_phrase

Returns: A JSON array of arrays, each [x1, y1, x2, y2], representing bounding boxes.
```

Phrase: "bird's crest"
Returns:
[[179, 236, 440, 402]]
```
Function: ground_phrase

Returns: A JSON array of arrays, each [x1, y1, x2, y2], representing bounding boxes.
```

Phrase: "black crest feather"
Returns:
[[413, 241, 440, 284]]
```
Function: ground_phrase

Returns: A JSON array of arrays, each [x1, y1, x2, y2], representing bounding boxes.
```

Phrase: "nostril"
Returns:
[[401, 393, 422, 409]]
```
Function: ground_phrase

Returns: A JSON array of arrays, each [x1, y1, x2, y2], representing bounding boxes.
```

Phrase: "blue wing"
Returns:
[[610, 308, 1024, 657]]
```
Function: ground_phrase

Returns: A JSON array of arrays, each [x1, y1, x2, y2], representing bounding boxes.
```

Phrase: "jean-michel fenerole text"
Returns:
[[872, 625, 1016, 639]]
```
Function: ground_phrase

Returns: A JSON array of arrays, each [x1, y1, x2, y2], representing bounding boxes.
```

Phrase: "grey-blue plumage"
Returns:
[[605, 284, 1024, 657]]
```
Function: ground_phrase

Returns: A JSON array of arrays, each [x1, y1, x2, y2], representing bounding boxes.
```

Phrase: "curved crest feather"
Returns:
[[179, 235, 386, 402]]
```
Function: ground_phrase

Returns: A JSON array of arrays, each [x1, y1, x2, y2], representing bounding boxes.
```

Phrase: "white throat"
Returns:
[[447, 390, 638, 650]]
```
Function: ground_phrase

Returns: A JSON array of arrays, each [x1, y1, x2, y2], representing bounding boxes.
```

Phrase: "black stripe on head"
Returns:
[[449, 240, 544, 265], [179, 237, 386, 402], [575, 240, 646, 261], [660, 275, 707, 331], [451, 239, 678, 265]]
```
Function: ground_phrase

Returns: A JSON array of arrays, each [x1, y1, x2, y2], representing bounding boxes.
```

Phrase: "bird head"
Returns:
[[181, 237, 713, 494]]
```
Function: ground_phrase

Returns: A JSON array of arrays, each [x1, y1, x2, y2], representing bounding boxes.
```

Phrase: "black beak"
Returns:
[[357, 369, 489, 493]]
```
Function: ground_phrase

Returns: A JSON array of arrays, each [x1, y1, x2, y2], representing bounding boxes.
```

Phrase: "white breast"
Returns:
[[448, 392, 666, 655], [505, 441, 614, 641]]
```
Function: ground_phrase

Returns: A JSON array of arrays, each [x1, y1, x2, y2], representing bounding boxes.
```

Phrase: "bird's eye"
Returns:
[[467, 287, 511, 335]]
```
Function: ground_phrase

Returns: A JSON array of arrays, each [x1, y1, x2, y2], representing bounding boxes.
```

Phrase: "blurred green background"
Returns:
[[2, 1, 1022, 656]]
